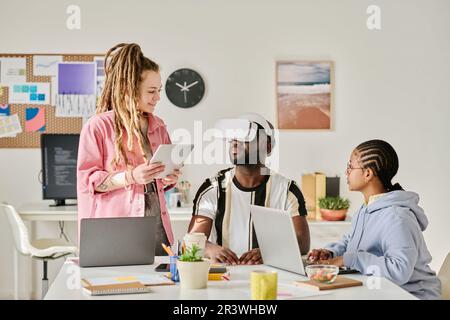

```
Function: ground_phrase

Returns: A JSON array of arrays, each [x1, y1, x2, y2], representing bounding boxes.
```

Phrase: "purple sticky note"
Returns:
[[58, 63, 96, 95]]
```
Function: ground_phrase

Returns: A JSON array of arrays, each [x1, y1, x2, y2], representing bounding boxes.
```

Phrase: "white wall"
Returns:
[[1, 0, 449, 298]]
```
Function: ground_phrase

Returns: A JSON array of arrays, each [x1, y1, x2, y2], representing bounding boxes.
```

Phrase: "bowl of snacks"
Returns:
[[305, 265, 339, 284]]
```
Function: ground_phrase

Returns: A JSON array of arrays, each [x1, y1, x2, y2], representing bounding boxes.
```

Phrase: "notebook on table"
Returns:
[[82, 281, 151, 296], [294, 276, 363, 291], [81, 275, 174, 296]]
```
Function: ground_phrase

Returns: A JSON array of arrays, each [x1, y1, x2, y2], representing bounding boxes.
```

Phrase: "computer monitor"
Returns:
[[41, 134, 80, 206]]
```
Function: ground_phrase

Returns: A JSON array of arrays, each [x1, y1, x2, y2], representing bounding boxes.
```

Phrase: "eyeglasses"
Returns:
[[346, 162, 364, 174]]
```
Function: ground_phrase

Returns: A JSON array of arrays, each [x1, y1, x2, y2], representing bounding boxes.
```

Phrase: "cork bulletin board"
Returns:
[[0, 53, 103, 148]]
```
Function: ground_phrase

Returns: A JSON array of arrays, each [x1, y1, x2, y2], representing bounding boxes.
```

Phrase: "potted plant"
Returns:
[[318, 196, 350, 221], [176, 244, 211, 289]]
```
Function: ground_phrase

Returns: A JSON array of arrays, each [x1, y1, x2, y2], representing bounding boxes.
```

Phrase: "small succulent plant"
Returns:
[[318, 196, 350, 210], [179, 244, 203, 262]]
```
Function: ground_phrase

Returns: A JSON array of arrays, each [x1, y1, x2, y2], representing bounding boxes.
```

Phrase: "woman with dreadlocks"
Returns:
[[77, 43, 180, 255], [308, 139, 441, 299]]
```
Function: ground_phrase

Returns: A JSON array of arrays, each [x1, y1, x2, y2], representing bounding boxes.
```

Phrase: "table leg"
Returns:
[[58, 221, 70, 243], [13, 249, 19, 300]]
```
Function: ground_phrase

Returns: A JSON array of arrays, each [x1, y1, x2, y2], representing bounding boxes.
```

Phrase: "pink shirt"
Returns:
[[76, 111, 174, 245]]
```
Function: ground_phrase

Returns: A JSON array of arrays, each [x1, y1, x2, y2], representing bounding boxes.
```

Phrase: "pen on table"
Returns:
[[161, 243, 174, 256]]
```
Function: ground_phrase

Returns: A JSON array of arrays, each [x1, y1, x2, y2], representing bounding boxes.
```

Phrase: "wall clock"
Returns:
[[165, 68, 205, 108]]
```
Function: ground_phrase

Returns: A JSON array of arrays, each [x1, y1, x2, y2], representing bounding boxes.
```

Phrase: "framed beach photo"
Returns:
[[276, 61, 333, 130]]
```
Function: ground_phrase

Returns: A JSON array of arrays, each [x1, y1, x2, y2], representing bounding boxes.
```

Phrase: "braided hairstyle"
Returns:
[[97, 43, 159, 170], [355, 139, 404, 192]]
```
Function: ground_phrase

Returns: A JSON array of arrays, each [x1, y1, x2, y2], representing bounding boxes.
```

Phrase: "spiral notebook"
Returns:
[[81, 275, 174, 296], [82, 281, 151, 296]]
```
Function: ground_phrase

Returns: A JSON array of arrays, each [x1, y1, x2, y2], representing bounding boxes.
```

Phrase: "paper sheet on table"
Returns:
[[0, 114, 22, 138], [230, 280, 330, 300], [275, 283, 331, 300], [33, 55, 63, 76], [0, 57, 26, 85], [9, 82, 50, 105]]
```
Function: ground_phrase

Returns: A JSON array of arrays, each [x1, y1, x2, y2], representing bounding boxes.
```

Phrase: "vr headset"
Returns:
[[214, 113, 276, 151]]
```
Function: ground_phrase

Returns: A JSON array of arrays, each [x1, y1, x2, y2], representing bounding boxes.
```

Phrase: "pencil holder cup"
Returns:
[[170, 255, 180, 282]]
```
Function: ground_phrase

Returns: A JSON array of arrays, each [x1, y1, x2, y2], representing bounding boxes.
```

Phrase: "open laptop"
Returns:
[[79, 216, 156, 267], [250, 205, 358, 275]]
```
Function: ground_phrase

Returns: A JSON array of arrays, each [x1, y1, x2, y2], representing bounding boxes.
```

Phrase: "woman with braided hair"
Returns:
[[308, 139, 441, 299], [77, 43, 180, 255]]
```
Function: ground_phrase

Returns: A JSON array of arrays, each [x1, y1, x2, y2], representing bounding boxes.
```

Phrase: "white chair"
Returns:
[[1, 204, 77, 299], [438, 252, 450, 300]]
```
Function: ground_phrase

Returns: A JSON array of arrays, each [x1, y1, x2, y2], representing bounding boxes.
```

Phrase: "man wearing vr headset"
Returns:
[[188, 113, 310, 265]]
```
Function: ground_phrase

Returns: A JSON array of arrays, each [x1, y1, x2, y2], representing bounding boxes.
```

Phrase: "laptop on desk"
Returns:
[[250, 205, 358, 276], [79, 216, 156, 268]]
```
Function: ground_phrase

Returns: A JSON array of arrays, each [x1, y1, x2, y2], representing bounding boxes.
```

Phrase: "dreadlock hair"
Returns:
[[97, 43, 159, 170], [355, 139, 404, 192]]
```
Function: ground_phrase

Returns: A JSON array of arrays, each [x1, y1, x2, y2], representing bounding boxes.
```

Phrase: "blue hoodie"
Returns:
[[325, 191, 441, 300]]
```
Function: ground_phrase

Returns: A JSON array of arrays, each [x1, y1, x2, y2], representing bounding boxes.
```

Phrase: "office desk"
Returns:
[[18, 203, 78, 243], [44, 257, 416, 300], [18, 203, 192, 239], [18, 203, 192, 222]]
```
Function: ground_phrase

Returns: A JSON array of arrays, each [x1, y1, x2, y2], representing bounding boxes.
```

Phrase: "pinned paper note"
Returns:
[[25, 107, 45, 132], [94, 57, 105, 99], [50, 76, 58, 106], [56, 62, 97, 117], [0, 115, 16, 137], [33, 55, 63, 77], [0, 114, 22, 138], [0, 58, 27, 85], [58, 62, 96, 95], [55, 94, 96, 117], [94, 57, 105, 77], [9, 82, 50, 105], [0, 104, 10, 116]]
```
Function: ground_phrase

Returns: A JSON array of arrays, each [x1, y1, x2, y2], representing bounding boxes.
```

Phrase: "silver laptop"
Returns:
[[79, 216, 156, 267], [250, 205, 307, 275]]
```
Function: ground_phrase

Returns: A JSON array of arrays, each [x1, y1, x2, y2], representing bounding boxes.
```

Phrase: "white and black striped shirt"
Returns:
[[192, 167, 307, 257]]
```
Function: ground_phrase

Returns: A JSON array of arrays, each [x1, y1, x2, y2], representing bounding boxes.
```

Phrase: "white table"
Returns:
[[19, 203, 79, 222], [18, 203, 192, 240], [18, 203, 78, 243], [44, 257, 416, 300], [18, 202, 192, 221], [14, 203, 192, 299]]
